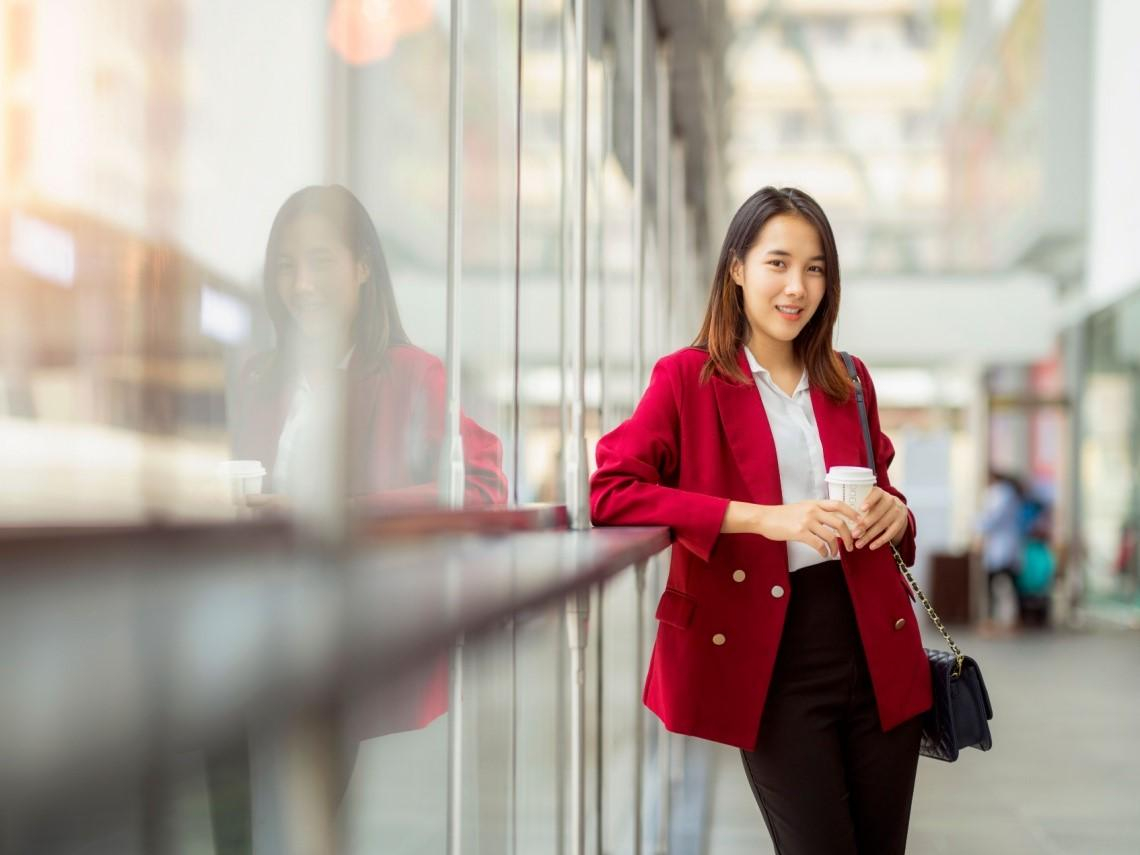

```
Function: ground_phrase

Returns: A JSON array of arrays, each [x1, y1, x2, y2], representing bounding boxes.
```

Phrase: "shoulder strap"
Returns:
[[840, 353, 965, 672], [840, 351, 877, 478]]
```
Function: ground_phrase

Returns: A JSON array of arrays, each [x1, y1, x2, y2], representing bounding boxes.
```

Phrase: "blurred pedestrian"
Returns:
[[976, 469, 1026, 628]]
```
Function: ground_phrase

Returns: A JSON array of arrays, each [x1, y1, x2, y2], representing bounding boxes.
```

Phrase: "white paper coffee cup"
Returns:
[[826, 466, 876, 509], [217, 460, 266, 506]]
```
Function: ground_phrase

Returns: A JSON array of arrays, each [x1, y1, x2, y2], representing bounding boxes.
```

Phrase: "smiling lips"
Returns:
[[292, 297, 330, 314], [776, 304, 804, 321]]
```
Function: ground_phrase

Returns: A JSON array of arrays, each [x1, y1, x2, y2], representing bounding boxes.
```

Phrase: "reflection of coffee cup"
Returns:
[[218, 460, 266, 507], [826, 466, 876, 509]]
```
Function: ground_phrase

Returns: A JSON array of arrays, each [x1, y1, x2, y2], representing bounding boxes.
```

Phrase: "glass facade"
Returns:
[[0, 1, 707, 851], [0, 0, 697, 528]]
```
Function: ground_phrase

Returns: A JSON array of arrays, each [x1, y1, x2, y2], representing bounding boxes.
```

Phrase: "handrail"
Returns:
[[0, 524, 670, 815], [0, 504, 571, 577]]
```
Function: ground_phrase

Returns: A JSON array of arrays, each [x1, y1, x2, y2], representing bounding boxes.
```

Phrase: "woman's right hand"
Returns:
[[725, 501, 857, 563], [754, 500, 860, 559]]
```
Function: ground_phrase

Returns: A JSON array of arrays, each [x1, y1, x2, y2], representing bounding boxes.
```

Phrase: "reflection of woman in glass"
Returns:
[[212, 186, 505, 854], [232, 183, 507, 508]]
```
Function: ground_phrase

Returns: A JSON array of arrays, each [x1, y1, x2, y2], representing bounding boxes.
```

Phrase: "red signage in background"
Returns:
[[1029, 348, 1065, 487], [326, 0, 435, 66]]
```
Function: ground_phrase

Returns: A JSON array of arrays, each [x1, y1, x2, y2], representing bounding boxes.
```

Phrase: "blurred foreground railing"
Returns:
[[1, 511, 683, 855]]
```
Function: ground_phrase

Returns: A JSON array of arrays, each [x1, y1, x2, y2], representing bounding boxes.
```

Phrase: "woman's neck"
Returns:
[[745, 333, 799, 375]]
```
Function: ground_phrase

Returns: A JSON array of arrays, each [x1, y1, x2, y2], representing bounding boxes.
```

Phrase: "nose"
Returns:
[[784, 272, 806, 297], [293, 264, 318, 295]]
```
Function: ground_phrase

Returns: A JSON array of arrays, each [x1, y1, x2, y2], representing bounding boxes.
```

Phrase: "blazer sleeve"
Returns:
[[856, 357, 918, 566], [354, 352, 508, 509], [590, 357, 730, 562], [405, 355, 507, 507]]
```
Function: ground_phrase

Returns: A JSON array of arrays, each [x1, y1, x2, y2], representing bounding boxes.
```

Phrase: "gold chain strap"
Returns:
[[888, 544, 965, 678]]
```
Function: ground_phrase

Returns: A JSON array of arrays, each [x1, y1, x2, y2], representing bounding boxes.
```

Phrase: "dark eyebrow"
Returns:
[[764, 249, 826, 262]]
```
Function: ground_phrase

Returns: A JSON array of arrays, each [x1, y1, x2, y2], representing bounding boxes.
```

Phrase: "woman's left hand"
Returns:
[[852, 487, 909, 551]]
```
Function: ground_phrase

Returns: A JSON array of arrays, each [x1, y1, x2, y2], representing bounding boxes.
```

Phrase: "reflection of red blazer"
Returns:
[[232, 343, 507, 507], [590, 346, 932, 751], [231, 343, 507, 736]]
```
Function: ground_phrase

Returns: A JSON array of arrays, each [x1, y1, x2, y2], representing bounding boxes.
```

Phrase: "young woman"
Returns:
[[232, 183, 507, 510], [590, 187, 932, 855]]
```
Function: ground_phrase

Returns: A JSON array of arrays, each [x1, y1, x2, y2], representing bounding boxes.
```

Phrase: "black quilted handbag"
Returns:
[[918, 645, 994, 761], [842, 352, 995, 762], [888, 545, 994, 761]]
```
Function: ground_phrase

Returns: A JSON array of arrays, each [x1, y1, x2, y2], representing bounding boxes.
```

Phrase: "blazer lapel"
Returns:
[[711, 346, 784, 506], [345, 357, 381, 496], [810, 379, 862, 474]]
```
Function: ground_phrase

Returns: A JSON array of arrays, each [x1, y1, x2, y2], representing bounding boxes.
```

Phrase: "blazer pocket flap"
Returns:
[[655, 588, 696, 629]]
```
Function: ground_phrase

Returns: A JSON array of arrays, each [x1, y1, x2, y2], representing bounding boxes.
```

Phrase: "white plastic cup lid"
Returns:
[[218, 460, 267, 479], [825, 466, 876, 484]]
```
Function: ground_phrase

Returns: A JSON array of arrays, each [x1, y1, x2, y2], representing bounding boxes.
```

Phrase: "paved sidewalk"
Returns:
[[705, 627, 1140, 855]]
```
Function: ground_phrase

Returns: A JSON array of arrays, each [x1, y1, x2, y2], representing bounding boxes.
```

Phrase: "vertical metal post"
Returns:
[[564, 0, 590, 531], [443, 2, 467, 854], [510, 0, 525, 507], [441, 0, 467, 510], [669, 144, 685, 356], [594, 583, 605, 855], [566, 588, 591, 855], [448, 636, 466, 855], [508, 613, 519, 855], [598, 49, 613, 433], [654, 43, 671, 365], [655, 729, 672, 855], [652, 554, 671, 855], [566, 1, 591, 845], [558, 0, 574, 499], [632, 0, 646, 397], [633, 559, 648, 855], [555, 607, 568, 855]]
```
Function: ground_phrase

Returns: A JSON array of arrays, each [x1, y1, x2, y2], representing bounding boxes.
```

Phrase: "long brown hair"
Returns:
[[693, 186, 851, 402], [263, 184, 411, 375]]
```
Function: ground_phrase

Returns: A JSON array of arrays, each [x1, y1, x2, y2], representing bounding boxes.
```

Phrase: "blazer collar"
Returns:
[[711, 346, 784, 506], [711, 345, 851, 504]]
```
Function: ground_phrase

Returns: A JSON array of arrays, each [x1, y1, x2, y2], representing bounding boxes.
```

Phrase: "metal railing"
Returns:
[[1, 516, 680, 854]]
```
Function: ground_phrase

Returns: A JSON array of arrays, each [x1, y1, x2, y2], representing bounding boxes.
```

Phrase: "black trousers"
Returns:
[[740, 560, 922, 855]]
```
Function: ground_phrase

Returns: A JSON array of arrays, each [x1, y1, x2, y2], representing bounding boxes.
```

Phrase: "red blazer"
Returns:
[[231, 343, 507, 737], [590, 345, 932, 750], [232, 343, 508, 508]]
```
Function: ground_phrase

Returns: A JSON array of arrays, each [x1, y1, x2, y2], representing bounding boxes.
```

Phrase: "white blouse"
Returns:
[[744, 346, 832, 572]]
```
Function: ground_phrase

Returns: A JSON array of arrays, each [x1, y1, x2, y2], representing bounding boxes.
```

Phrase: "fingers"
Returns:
[[853, 492, 891, 546], [813, 493, 909, 553], [799, 530, 831, 559], [809, 522, 841, 558], [814, 536, 831, 559], [857, 520, 886, 549], [821, 499, 861, 523], [821, 514, 856, 552], [869, 518, 905, 551], [864, 506, 906, 550], [858, 486, 887, 516]]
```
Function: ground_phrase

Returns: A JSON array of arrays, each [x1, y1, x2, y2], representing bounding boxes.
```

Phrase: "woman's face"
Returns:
[[274, 212, 368, 339], [731, 213, 827, 350]]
